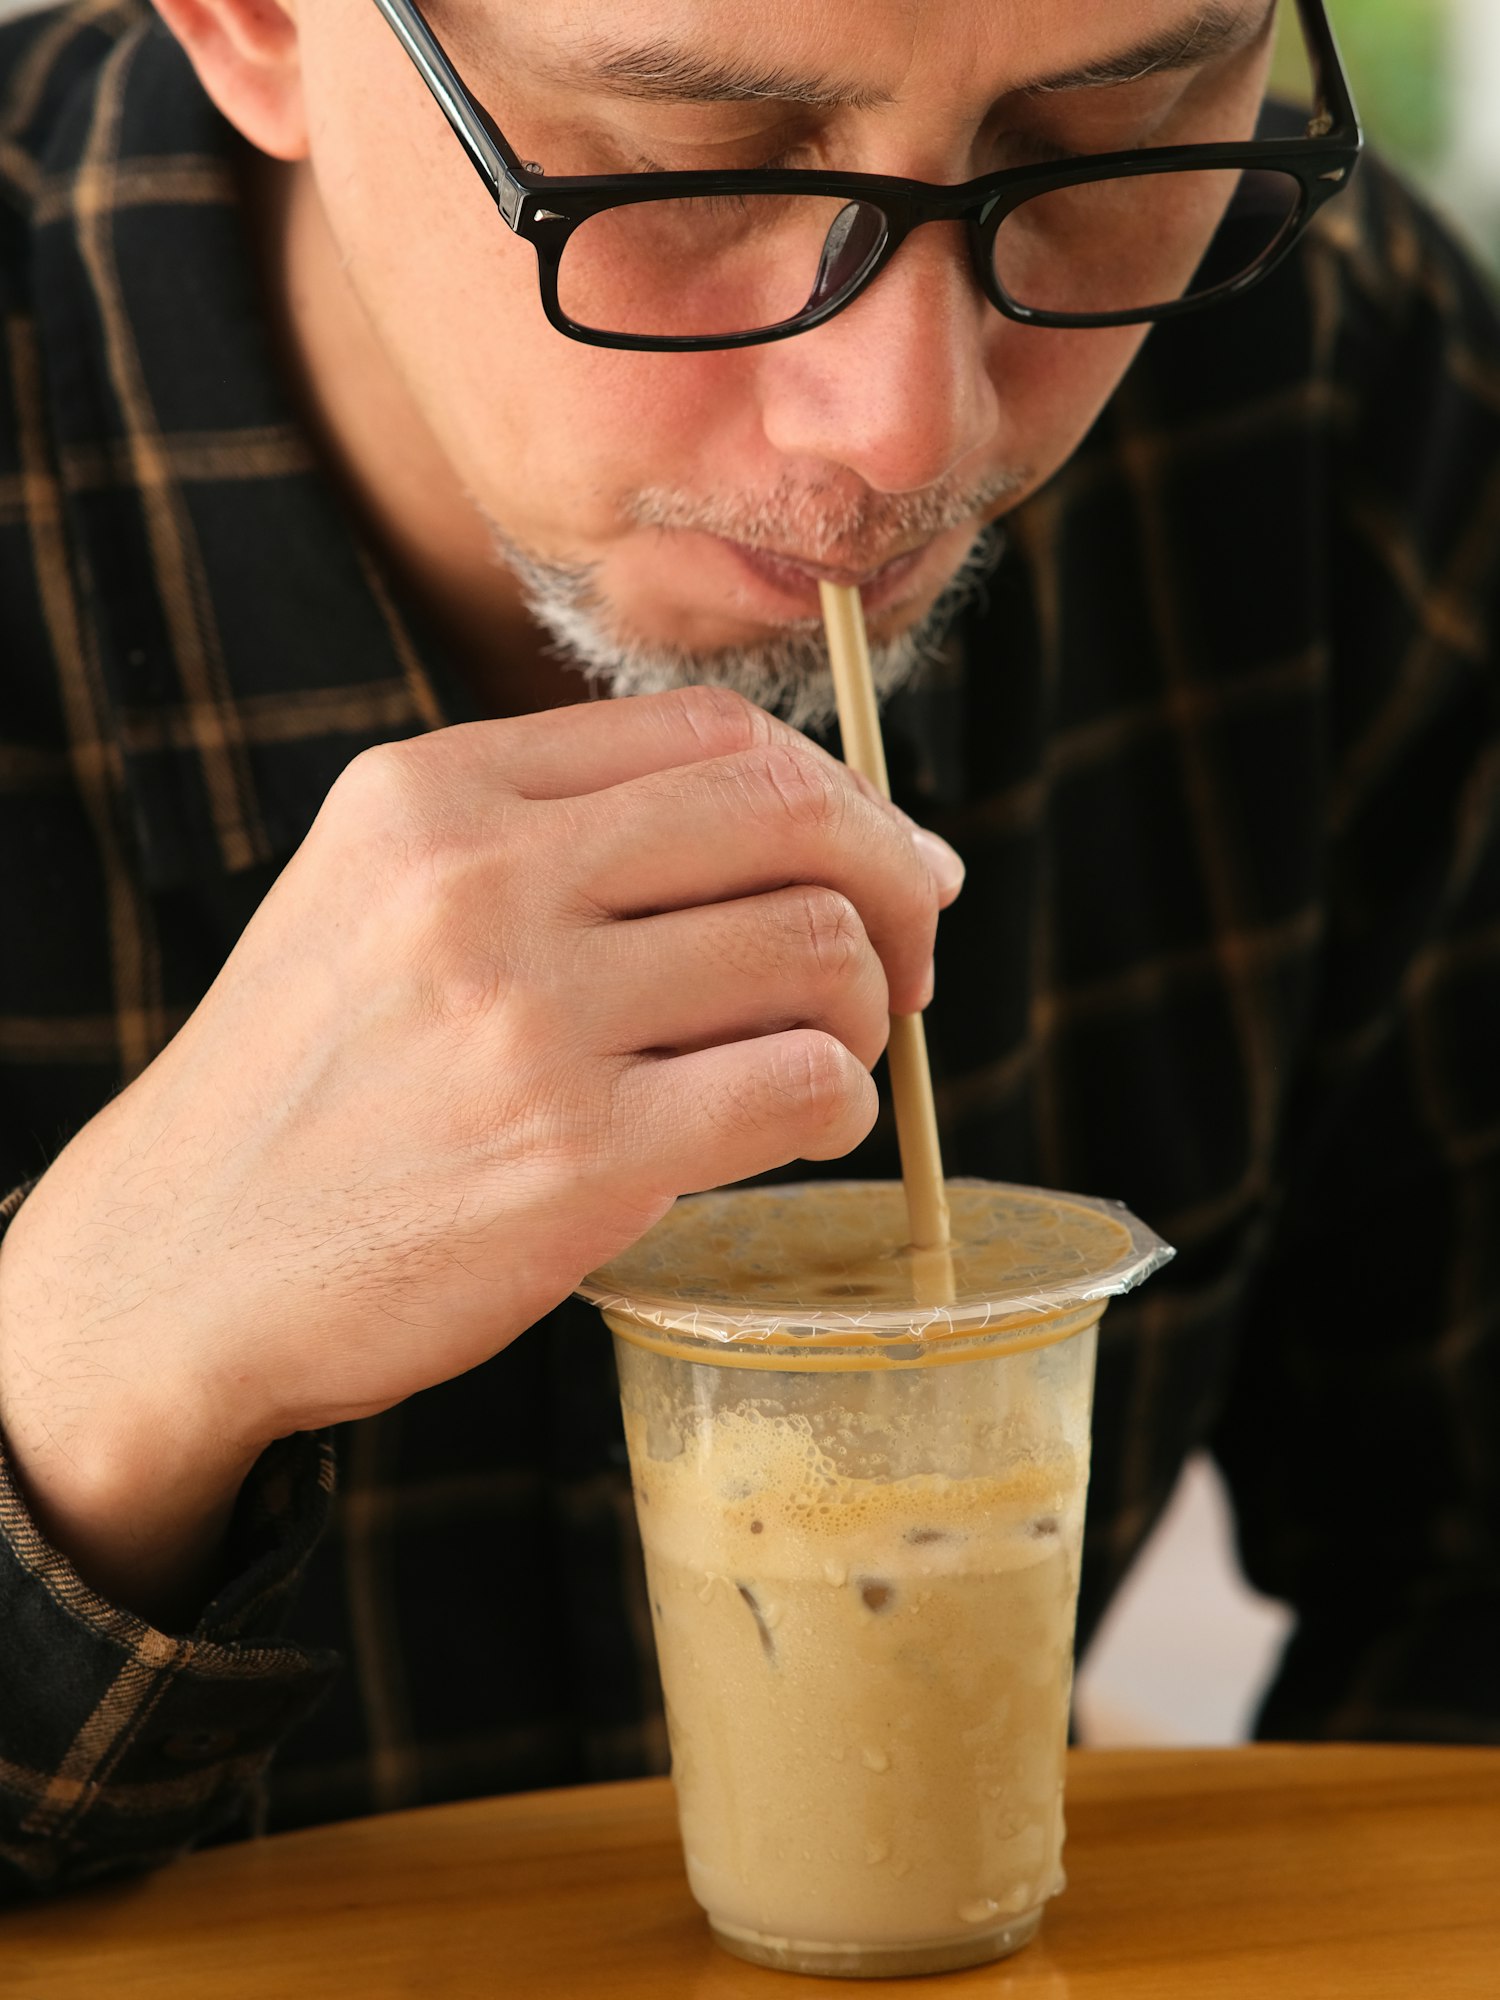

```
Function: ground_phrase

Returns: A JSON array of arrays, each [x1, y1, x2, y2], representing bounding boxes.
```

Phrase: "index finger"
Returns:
[[398, 685, 963, 906], [419, 686, 902, 817]]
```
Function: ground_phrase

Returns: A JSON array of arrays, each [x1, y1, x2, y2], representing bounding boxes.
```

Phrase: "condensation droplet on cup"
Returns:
[[864, 1838, 889, 1866], [861, 1746, 890, 1772], [958, 1896, 1001, 1926]]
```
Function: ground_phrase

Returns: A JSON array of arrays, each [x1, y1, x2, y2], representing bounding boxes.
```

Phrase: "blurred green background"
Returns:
[[1279, 0, 1500, 274], [1326, 0, 1446, 166]]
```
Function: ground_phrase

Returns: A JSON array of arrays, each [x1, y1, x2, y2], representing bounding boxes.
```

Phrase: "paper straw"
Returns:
[[819, 582, 953, 1277]]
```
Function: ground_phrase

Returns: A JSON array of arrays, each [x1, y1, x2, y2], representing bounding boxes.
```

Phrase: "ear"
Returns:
[[151, 0, 308, 160]]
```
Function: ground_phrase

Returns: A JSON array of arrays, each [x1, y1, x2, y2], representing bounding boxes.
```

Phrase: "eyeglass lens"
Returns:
[[991, 167, 1303, 317], [556, 193, 889, 341], [553, 167, 1303, 340]]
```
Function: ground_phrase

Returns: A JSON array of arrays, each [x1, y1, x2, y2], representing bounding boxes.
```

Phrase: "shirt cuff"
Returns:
[[0, 1184, 342, 1898]]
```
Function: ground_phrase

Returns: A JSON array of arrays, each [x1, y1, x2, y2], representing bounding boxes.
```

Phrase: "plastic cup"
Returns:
[[578, 1179, 1172, 1979]]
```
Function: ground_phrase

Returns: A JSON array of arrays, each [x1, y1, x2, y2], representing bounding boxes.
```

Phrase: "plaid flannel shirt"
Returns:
[[1, 0, 1498, 1907]]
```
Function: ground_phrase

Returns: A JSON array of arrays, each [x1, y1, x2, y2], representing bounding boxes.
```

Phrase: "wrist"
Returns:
[[0, 1373, 265, 1628], [0, 1183, 268, 1627]]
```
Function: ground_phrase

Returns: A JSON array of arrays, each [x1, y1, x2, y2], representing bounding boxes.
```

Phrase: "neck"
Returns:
[[240, 146, 584, 717]]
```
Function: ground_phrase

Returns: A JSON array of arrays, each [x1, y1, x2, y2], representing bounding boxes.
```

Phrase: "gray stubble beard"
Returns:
[[481, 472, 1027, 732]]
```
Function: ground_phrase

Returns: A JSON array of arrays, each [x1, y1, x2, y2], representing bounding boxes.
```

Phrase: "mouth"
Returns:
[[712, 533, 952, 619]]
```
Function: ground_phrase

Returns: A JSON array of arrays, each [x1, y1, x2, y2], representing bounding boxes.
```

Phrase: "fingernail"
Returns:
[[911, 827, 966, 899], [917, 958, 936, 1010]]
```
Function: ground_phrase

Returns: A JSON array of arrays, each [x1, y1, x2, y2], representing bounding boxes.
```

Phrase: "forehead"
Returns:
[[526, 0, 1264, 100]]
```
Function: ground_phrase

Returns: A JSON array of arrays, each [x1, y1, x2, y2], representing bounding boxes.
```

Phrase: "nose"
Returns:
[[755, 218, 1002, 496]]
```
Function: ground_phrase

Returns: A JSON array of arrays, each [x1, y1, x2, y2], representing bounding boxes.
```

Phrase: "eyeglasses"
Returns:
[[371, 0, 1362, 353]]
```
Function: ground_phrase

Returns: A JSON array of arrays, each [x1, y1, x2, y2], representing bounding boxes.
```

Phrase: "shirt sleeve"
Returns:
[[0, 1187, 342, 1904], [1211, 165, 1500, 1742]]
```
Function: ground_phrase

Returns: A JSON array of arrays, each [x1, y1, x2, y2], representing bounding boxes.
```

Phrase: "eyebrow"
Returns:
[[544, 1, 1277, 111], [557, 42, 890, 112], [1022, 0, 1280, 95]]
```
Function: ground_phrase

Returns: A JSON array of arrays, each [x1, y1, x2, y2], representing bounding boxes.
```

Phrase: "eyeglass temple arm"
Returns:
[[370, 0, 532, 227], [1293, 0, 1362, 142]]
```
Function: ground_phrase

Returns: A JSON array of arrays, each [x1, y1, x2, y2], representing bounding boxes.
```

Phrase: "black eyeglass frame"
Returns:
[[371, 0, 1363, 353]]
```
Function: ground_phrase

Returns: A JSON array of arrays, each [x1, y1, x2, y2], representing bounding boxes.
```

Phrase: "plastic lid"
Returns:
[[579, 1179, 1174, 1355]]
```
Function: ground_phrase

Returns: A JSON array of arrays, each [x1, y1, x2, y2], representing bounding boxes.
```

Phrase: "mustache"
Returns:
[[621, 467, 1032, 568], [485, 520, 1007, 734]]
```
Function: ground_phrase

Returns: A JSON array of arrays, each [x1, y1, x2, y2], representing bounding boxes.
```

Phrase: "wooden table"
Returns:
[[6, 1747, 1498, 1996]]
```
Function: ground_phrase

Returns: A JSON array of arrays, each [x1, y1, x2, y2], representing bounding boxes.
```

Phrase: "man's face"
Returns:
[[289, 0, 1276, 670]]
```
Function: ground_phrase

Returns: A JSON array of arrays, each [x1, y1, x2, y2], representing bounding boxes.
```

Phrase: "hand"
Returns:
[[0, 688, 961, 1612]]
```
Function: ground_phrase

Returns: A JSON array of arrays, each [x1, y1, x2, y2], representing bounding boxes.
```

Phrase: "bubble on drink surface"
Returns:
[[624, 1400, 1083, 1591]]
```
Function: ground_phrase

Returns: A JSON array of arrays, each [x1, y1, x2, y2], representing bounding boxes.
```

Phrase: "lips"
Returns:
[[717, 536, 934, 616]]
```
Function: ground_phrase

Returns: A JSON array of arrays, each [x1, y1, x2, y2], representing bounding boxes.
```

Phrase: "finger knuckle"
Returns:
[[322, 747, 463, 909], [426, 938, 510, 1031], [669, 683, 773, 759], [751, 743, 844, 838], [778, 1030, 857, 1128], [330, 742, 421, 835], [332, 743, 484, 900], [792, 886, 864, 984]]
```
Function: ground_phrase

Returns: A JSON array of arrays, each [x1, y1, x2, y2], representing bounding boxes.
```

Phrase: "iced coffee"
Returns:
[[580, 1180, 1171, 1978]]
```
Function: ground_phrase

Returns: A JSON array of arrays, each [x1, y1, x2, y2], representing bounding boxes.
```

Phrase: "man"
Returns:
[[0, 0, 1496, 1901]]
